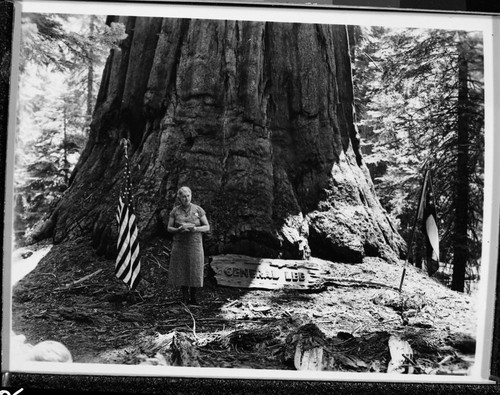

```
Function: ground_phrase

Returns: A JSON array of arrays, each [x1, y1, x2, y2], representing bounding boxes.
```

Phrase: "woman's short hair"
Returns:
[[177, 186, 192, 196]]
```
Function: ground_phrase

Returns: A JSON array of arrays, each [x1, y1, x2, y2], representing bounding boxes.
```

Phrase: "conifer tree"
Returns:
[[352, 26, 484, 292]]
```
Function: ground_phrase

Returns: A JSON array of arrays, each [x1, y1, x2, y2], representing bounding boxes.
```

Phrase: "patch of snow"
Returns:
[[11, 245, 53, 286]]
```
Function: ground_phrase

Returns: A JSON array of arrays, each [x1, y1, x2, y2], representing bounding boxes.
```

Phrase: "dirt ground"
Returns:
[[11, 236, 477, 374]]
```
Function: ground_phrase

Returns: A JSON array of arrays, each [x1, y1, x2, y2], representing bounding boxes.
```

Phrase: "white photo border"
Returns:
[[3, 0, 500, 388]]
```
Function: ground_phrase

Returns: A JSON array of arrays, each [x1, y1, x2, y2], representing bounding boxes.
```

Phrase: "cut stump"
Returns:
[[387, 335, 414, 374]]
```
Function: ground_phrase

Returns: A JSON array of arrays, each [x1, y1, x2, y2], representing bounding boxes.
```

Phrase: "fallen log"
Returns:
[[323, 278, 398, 290]]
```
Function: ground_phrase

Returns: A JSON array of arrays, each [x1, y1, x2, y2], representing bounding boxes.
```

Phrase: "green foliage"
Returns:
[[352, 26, 484, 292], [15, 14, 126, 243]]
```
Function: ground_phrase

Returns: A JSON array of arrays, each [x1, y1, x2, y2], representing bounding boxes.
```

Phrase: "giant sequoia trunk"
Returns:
[[38, 17, 405, 263]]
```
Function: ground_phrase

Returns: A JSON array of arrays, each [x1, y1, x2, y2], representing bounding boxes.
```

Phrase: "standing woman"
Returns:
[[167, 186, 210, 305]]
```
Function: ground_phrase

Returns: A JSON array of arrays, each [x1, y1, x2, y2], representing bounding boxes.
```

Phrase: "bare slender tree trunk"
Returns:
[[452, 36, 470, 292], [62, 106, 69, 185], [86, 15, 96, 134]]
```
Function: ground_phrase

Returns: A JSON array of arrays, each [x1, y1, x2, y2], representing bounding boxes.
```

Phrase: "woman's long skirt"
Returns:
[[167, 232, 204, 287]]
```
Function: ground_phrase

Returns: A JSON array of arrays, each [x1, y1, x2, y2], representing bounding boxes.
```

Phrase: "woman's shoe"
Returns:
[[189, 288, 201, 306], [181, 286, 190, 304]]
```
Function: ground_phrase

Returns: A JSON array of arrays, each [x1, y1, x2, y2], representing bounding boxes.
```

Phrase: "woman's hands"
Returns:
[[178, 223, 195, 232], [168, 214, 209, 234], [167, 217, 195, 234]]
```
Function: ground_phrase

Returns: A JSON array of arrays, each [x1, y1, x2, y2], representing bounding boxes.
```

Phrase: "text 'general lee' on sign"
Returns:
[[222, 266, 307, 282], [210, 254, 333, 290]]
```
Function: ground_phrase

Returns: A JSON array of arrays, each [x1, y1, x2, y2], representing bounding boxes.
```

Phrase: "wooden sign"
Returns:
[[210, 254, 334, 290]]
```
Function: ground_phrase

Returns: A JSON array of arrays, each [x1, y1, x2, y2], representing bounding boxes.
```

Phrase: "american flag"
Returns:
[[115, 142, 141, 290]]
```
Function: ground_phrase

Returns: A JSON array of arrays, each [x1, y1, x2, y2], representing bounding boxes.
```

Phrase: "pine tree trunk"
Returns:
[[451, 38, 470, 292], [37, 17, 405, 263], [86, 15, 96, 133], [63, 106, 68, 184]]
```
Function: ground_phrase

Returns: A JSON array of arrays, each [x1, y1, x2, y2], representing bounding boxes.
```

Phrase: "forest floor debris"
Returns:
[[11, 237, 477, 375]]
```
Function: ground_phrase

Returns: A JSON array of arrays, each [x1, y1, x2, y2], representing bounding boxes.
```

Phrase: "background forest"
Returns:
[[14, 13, 125, 241], [351, 26, 484, 293], [14, 14, 484, 294]]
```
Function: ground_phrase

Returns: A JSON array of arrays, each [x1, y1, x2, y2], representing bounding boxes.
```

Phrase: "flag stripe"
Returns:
[[115, 147, 141, 290]]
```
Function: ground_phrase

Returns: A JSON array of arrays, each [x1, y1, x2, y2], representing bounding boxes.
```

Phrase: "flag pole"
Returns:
[[398, 165, 430, 292], [399, 225, 418, 292], [120, 138, 129, 159]]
